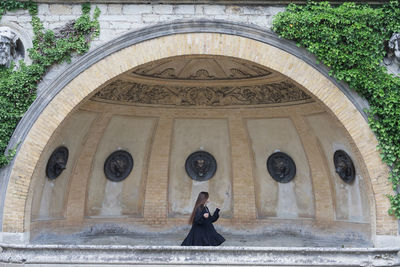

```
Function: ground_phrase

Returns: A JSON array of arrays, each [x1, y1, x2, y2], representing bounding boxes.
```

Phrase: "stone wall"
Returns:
[[2, 3, 283, 49]]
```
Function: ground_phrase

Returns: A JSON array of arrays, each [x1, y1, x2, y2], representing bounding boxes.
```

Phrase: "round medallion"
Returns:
[[185, 151, 217, 181], [267, 152, 296, 183], [333, 150, 355, 184], [46, 146, 69, 180], [104, 150, 133, 182]]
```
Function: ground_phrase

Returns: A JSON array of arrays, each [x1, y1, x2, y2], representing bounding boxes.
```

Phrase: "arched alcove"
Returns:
[[1, 21, 396, 245]]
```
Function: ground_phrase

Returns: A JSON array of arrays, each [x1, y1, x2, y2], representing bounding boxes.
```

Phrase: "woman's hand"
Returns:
[[203, 213, 209, 218]]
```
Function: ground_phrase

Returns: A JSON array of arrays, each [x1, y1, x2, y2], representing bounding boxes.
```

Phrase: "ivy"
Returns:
[[0, 1, 100, 167], [0, 0, 37, 17], [273, 1, 400, 217]]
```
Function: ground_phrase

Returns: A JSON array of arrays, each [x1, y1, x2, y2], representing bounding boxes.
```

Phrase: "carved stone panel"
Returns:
[[333, 150, 355, 184], [46, 146, 69, 180], [384, 33, 400, 76], [0, 26, 26, 68], [185, 151, 217, 181], [93, 80, 311, 106], [104, 150, 134, 182], [130, 56, 273, 80], [267, 152, 296, 183]]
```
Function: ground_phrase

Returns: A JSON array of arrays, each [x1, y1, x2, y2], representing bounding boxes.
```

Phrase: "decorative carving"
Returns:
[[229, 68, 252, 78], [185, 151, 217, 181], [46, 146, 69, 180], [130, 56, 273, 80], [267, 152, 296, 183], [189, 69, 215, 79], [0, 27, 24, 68], [383, 33, 400, 76], [93, 80, 311, 106], [104, 150, 133, 182], [333, 150, 355, 184], [152, 68, 177, 78]]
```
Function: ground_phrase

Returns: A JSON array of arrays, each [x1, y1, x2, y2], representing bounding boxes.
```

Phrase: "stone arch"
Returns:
[[1, 21, 395, 241]]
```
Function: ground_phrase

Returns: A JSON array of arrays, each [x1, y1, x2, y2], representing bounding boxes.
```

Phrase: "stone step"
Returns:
[[0, 244, 399, 266]]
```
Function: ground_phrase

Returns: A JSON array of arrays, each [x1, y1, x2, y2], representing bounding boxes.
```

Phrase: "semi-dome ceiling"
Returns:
[[92, 55, 313, 107], [130, 55, 273, 80]]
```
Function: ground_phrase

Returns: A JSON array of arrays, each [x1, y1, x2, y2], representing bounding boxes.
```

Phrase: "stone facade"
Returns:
[[0, 1, 398, 248], [2, 3, 283, 48]]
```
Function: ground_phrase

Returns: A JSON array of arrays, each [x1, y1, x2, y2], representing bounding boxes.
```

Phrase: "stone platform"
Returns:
[[0, 232, 393, 266], [31, 232, 372, 248], [0, 243, 399, 266]]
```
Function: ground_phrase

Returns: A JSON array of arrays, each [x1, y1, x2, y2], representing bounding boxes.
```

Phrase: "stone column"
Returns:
[[65, 113, 111, 225], [143, 116, 172, 226], [290, 113, 334, 221], [229, 113, 257, 223]]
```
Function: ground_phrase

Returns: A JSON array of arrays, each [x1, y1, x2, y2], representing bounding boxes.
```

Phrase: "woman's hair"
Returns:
[[188, 191, 209, 224]]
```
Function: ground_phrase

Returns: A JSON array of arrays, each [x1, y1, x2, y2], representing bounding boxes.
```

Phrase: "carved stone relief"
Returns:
[[93, 80, 311, 106], [104, 150, 134, 182], [130, 56, 273, 80], [333, 150, 355, 184], [383, 33, 400, 76], [185, 151, 217, 181], [0, 26, 25, 68], [266, 152, 296, 183], [46, 146, 69, 180]]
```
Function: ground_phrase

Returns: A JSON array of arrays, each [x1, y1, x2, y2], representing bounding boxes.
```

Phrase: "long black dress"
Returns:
[[181, 205, 225, 246]]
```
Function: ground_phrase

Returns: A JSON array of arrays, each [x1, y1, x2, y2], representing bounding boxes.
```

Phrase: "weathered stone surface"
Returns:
[[0, 244, 398, 266]]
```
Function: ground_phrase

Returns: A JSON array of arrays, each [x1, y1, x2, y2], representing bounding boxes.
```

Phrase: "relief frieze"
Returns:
[[92, 80, 312, 106]]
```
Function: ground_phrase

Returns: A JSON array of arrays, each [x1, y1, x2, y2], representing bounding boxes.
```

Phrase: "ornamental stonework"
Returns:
[[92, 80, 311, 106], [130, 56, 273, 80]]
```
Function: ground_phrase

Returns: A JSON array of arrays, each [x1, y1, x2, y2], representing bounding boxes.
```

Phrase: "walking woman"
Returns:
[[181, 191, 225, 246]]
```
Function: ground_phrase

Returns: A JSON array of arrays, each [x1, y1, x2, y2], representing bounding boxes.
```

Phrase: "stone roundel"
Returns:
[[334, 150, 356, 184], [104, 150, 134, 182], [267, 152, 296, 183], [46, 146, 69, 180], [185, 151, 217, 181]]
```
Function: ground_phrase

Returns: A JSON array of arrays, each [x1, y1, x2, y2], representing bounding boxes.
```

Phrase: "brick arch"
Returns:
[[2, 29, 396, 239]]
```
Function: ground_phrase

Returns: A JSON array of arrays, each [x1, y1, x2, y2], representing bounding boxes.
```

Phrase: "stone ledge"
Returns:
[[20, 1, 391, 4], [0, 244, 399, 266]]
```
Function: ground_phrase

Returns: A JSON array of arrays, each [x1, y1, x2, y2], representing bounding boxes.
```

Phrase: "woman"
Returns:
[[181, 191, 225, 246]]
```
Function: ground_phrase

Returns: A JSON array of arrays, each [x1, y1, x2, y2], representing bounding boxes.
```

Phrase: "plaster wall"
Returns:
[[306, 113, 370, 223], [247, 118, 314, 219], [27, 99, 373, 242], [31, 111, 97, 221], [168, 119, 232, 218], [86, 115, 156, 217]]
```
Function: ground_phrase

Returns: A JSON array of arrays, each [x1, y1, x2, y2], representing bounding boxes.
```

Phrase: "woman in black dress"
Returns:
[[181, 191, 225, 246]]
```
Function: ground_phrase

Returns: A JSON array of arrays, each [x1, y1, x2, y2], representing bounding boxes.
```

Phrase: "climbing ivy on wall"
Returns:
[[273, 1, 400, 217], [0, 1, 100, 167]]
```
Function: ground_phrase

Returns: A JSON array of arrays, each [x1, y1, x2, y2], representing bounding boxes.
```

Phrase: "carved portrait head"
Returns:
[[272, 156, 290, 178], [104, 150, 134, 182], [194, 158, 209, 177], [0, 27, 17, 68], [185, 151, 217, 181], [46, 146, 69, 180], [267, 152, 296, 183], [384, 33, 400, 74], [389, 33, 400, 63], [333, 150, 355, 184]]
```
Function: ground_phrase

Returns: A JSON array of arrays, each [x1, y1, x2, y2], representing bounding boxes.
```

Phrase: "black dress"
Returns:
[[181, 206, 225, 246]]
